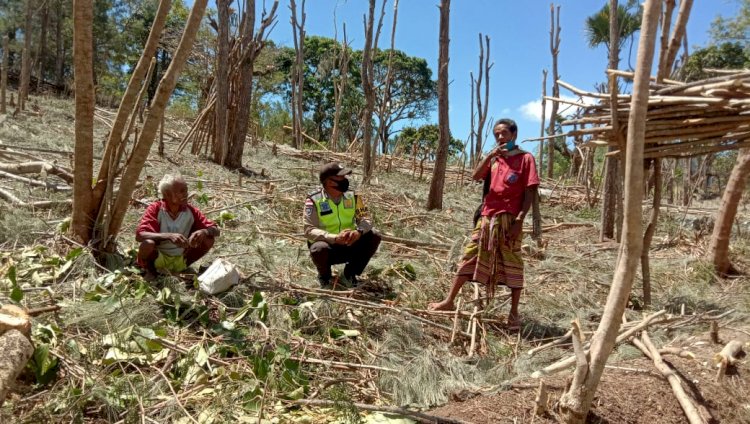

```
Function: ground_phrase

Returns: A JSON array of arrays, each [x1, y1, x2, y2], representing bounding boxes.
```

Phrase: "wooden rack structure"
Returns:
[[543, 69, 750, 159]]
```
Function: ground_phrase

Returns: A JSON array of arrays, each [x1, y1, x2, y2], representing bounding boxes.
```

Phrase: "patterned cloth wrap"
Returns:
[[455, 213, 524, 299]]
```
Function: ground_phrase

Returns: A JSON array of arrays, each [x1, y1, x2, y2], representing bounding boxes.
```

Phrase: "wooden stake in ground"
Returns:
[[714, 339, 744, 382], [546, 3, 561, 179], [534, 380, 549, 416], [18, 0, 34, 111], [0, 330, 34, 407]]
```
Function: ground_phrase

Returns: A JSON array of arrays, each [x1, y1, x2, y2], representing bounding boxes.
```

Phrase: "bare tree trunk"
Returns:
[[663, 0, 693, 78], [682, 157, 691, 206], [642, 0, 693, 305], [709, 149, 750, 275], [600, 0, 620, 242], [368, 0, 387, 167], [546, 4, 560, 179], [214, 0, 230, 164], [360, 0, 376, 184], [18, 0, 34, 111], [225, 0, 278, 169], [641, 159, 660, 306], [92, 0, 171, 212], [36, 1, 49, 92], [469, 72, 475, 167], [55, 0, 64, 91], [538, 69, 547, 171], [105, 0, 208, 248], [1, 35, 7, 114], [330, 24, 349, 152], [290, 0, 306, 150], [474, 33, 491, 164], [376, 0, 399, 156], [71, 0, 95, 243], [426, 0, 450, 210], [558, 0, 660, 421]]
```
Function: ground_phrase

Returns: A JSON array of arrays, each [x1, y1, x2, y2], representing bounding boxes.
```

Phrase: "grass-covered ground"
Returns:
[[2, 93, 750, 423]]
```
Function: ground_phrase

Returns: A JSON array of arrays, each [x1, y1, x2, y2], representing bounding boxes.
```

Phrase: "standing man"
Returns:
[[429, 119, 539, 330], [136, 174, 220, 279], [303, 162, 381, 288]]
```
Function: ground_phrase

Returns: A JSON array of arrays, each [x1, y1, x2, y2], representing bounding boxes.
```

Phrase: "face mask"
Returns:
[[333, 179, 350, 192], [504, 139, 517, 151]]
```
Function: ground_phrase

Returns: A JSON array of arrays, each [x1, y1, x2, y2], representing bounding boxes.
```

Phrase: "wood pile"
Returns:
[[551, 69, 750, 158]]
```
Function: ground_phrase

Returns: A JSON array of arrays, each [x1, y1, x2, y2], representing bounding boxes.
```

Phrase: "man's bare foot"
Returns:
[[142, 270, 158, 282], [507, 312, 521, 330], [428, 300, 455, 311]]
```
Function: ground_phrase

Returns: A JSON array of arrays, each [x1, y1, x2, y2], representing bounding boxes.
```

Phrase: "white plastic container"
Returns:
[[198, 258, 240, 295]]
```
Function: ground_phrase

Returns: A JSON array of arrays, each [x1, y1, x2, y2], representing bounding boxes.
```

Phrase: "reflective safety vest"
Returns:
[[309, 190, 357, 234]]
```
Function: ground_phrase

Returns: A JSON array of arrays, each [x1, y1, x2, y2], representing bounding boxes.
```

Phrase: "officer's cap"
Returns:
[[319, 162, 352, 183]]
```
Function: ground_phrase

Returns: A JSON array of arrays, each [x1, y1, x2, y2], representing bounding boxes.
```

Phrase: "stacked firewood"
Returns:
[[553, 69, 750, 158]]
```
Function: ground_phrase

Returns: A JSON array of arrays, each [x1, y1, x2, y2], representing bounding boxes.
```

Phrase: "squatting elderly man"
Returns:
[[303, 162, 381, 289], [136, 174, 220, 279]]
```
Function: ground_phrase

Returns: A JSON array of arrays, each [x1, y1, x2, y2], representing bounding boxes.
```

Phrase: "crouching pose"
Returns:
[[136, 174, 220, 279], [303, 162, 381, 288]]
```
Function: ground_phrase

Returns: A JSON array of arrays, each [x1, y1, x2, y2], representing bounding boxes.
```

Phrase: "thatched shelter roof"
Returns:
[[543, 69, 750, 159]]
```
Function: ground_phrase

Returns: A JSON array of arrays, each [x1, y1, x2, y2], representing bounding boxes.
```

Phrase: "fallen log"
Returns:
[[0, 187, 72, 210], [0, 329, 34, 407], [0, 161, 74, 184], [0, 169, 71, 191], [532, 310, 667, 378], [638, 332, 708, 424]]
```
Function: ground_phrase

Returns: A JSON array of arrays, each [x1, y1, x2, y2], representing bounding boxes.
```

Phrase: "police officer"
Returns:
[[303, 162, 381, 288]]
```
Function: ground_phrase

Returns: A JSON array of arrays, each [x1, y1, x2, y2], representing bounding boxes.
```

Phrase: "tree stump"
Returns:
[[0, 330, 34, 407]]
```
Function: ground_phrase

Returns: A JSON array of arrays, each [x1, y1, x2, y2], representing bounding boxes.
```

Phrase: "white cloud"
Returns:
[[517, 95, 596, 123]]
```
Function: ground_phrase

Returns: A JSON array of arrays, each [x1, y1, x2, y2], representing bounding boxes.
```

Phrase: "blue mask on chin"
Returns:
[[504, 139, 517, 150]]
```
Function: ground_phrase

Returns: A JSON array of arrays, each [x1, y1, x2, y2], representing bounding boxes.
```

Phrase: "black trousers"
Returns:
[[309, 231, 382, 279]]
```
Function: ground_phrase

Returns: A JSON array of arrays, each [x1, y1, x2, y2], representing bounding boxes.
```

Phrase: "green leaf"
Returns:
[[10, 286, 23, 302], [7, 264, 16, 285], [285, 386, 305, 400], [30, 344, 59, 385], [65, 247, 83, 262]]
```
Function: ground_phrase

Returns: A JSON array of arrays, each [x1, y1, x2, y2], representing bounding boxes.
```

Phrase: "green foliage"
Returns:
[[391, 124, 463, 160], [679, 42, 750, 81], [584, 0, 642, 52]]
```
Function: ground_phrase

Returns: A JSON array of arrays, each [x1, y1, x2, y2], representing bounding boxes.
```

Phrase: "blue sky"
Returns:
[[259, 0, 741, 155]]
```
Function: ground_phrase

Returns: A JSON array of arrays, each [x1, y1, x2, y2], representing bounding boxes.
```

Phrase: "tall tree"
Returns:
[[1, 35, 7, 114], [214, 0, 230, 164], [373, 48, 437, 154], [35, 0, 48, 91], [642, 0, 693, 307], [426, 0, 450, 210], [360, 0, 377, 184], [473, 33, 491, 167], [374, 0, 399, 156], [559, 0, 660, 421], [225, 0, 280, 169], [330, 25, 350, 151], [290, 0, 305, 150], [586, 0, 641, 240], [17, 0, 33, 110], [709, 150, 750, 275], [70, 0, 208, 248], [546, 4, 560, 179], [71, 0, 95, 243]]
